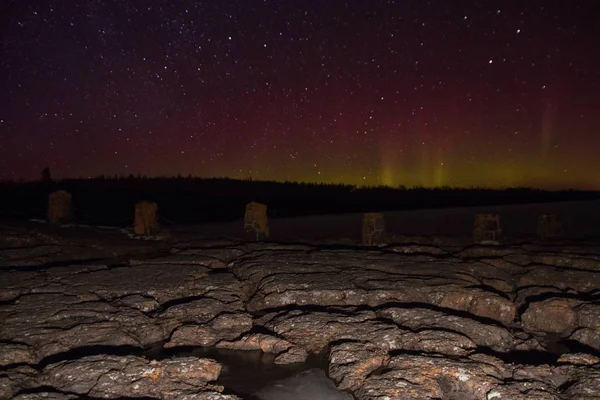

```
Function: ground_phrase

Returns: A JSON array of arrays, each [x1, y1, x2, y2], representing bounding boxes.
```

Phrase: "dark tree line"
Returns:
[[1, 175, 598, 226]]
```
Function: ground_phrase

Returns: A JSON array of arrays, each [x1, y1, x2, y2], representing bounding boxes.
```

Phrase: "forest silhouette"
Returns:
[[1, 175, 598, 227]]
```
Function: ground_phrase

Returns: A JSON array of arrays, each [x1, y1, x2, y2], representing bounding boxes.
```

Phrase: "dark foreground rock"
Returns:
[[231, 248, 517, 325], [2, 355, 239, 400], [1, 223, 600, 399], [349, 352, 600, 400], [0, 258, 250, 365]]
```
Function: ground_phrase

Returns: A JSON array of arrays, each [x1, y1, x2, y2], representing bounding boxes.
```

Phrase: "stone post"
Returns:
[[473, 214, 502, 244], [134, 201, 159, 236], [47, 190, 73, 224], [244, 202, 270, 241], [537, 214, 564, 238], [362, 212, 386, 246]]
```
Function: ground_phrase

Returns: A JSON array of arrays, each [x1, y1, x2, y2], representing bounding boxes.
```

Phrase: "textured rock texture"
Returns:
[[3, 355, 239, 400], [244, 201, 270, 240], [1, 223, 599, 400], [134, 200, 159, 235], [362, 212, 386, 245], [47, 190, 73, 224], [473, 213, 502, 244]]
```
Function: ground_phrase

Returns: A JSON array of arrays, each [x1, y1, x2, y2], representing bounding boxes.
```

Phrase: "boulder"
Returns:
[[522, 298, 579, 334], [134, 201, 159, 236], [244, 202, 270, 240], [47, 190, 73, 224], [361, 213, 386, 246], [473, 213, 502, 244]]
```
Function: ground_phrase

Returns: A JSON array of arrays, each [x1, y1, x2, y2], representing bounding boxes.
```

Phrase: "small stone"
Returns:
[[47, 190, 73, 224], [473, 214, 502, 244], [469, 294, 516, 326], [274, 346, 309, 364], [244, 202, 269, 241], [521, 298, 579, 334], [134, 201, 159, 236], [362, 212, 386, 246]]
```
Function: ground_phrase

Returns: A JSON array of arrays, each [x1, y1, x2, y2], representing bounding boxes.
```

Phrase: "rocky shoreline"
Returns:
[[1, 223, 599, 399]]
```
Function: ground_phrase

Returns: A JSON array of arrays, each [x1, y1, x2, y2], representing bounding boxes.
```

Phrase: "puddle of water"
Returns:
[[146, 346, 351, 399], [253, 368, 353, 400]]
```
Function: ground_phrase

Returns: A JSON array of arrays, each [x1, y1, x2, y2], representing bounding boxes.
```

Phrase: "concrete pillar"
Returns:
[[537, 214, 564, 238], [473, 214, 502, 244], [362, 212, 386, 246], [134, 201, 159, 236], [47, 190, 73, 224], [244, 202, 270, 241]]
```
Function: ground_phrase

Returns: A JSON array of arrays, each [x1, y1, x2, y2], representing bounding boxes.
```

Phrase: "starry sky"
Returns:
[[1, 1, 599, 189]]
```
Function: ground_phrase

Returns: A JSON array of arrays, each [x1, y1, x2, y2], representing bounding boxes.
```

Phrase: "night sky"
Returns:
[[1, 1, 599, 189]]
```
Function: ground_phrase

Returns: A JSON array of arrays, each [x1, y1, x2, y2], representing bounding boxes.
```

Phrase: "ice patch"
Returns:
[[253, 368, 352, 400]]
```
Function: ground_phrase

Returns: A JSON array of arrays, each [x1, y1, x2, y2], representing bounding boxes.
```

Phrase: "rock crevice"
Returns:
[[1, 225, 599, 399]]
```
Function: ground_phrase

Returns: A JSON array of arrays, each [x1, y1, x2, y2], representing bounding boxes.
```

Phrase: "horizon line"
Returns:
[[2, 175, 599, 192]]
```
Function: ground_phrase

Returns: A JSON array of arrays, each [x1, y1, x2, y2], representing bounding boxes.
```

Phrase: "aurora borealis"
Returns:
[[1, 1, 599, 189]]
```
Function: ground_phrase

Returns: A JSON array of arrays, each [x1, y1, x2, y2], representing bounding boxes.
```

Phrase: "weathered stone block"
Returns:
[[537, 214, 564, 238], [47, 190, 73, 224], [473, 214, 502, 244], [521, 298, 579, 334], [244, 202, 269, 240], [134, 201, 159, 236], [362, 213, 386, 246]]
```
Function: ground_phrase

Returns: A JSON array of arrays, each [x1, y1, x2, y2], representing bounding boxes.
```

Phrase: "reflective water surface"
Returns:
[[146, 346, 352, 399]]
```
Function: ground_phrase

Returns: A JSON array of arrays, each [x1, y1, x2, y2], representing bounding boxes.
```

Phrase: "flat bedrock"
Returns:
[[1, 224, 600, 399]]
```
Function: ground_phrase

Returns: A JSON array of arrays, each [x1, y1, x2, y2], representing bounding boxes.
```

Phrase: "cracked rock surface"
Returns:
[[2, 355, 239, 400], [1, 223, 599, 399]]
